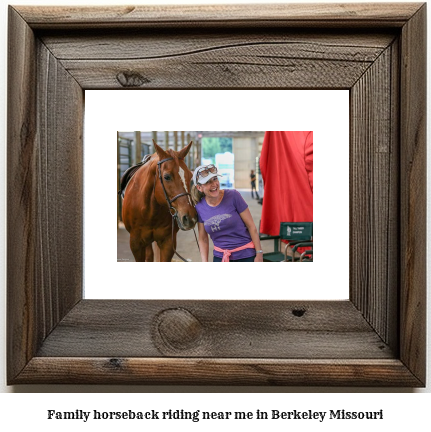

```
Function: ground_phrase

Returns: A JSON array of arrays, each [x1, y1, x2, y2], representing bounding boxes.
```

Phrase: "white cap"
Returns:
[[193, 165, 223, 185]]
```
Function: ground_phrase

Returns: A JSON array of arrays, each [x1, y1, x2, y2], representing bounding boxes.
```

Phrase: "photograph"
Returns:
[[117, 131, 313, 263]]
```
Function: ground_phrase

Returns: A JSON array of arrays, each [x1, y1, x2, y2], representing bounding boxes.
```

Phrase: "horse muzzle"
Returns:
[[176, 214, 197, 231]]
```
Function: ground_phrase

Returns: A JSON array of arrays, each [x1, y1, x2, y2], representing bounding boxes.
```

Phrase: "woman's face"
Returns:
[[197, 177, 220, 198]]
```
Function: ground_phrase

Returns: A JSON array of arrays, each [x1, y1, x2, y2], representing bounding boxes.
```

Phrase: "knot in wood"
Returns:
[[292, 308, 306, 317], [116, 71, 150, 87], [108, 358, 123, 369], [155, 308, 203, 351]]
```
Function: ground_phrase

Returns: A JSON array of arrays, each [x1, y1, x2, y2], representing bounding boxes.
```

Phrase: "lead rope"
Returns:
[[170, 216, 201, 262], [193, 226, 200, 251], [170, 217, 190, 262], [169, 208, 201, 262], [156, 160, 200, 262]]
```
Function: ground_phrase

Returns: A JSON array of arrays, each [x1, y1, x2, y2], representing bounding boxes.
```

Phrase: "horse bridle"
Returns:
[[157, 157, 191, 219], [157, 157, 199, 262]]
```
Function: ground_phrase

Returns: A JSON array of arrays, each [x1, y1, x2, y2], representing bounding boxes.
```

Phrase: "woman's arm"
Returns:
[[239, 208, 263, 262], [197, 222, 210, 262]]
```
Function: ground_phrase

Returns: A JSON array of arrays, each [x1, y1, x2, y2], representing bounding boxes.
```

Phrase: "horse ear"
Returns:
[[153, 140, 170, 160], [177, 141, 193, 160]]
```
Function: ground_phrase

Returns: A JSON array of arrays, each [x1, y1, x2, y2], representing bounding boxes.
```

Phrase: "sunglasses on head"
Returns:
[[197, 164, 218, 180]]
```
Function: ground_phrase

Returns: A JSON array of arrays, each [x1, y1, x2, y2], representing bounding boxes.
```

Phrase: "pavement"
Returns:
[[117, 189, 277, 262]]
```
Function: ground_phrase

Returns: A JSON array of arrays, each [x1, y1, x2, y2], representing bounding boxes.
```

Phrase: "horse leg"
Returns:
[[153, 242, 161, 262], [129, 231, 149, 262], [145, 244, 154, 262], [157, 237, 175, 262]]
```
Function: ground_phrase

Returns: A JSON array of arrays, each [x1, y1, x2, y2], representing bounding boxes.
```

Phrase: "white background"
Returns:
[[0, 0, 430, 426], [85, 90, 349, 300]]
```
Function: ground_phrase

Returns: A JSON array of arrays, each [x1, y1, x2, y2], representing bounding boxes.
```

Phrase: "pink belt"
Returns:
[[213, 241, 255, 262]]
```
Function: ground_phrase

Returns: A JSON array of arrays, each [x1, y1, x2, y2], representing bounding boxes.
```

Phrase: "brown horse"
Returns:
[[122, 141, 197, 262]]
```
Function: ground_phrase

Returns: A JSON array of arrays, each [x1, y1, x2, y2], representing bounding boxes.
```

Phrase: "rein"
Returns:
[[157, 157, 199, 262]]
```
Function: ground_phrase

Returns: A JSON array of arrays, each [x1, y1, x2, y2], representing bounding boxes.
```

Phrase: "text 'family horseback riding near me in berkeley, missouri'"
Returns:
[[46, 409, 384, 422]]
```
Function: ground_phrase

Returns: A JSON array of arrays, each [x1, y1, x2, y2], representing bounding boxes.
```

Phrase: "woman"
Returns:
[[191, 164, 263, 262]]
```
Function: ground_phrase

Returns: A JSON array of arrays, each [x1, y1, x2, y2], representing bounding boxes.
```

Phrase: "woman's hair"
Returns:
[[191, 184, 205, 205]]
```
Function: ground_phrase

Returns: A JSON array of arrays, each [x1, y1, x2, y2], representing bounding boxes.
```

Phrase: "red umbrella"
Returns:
[[260, 131, 313, 246]]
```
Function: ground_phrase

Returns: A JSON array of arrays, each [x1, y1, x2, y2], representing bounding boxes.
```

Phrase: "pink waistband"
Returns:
[[213, 241, 255, 262]]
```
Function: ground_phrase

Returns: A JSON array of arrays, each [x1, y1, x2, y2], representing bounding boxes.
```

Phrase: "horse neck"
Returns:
[[131, 159, 161, 207]]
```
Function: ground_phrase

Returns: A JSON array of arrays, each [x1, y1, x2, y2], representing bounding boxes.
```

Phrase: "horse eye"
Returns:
[[164, 174, 172, 181]]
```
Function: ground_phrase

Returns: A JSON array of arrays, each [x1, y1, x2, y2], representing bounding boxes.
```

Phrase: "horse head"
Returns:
[[153, 140, 197, 231]]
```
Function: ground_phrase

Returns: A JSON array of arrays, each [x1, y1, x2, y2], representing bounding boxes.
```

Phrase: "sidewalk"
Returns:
[[117, 189, 272, 262]]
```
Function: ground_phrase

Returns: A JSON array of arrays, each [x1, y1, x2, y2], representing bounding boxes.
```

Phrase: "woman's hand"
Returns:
[[239, 208, 264, 263], [255, 253, 264, 262]]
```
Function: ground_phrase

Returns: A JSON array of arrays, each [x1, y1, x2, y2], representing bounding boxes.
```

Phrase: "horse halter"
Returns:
[[157, 156, 199, 262], [157, 157, 192, 222]]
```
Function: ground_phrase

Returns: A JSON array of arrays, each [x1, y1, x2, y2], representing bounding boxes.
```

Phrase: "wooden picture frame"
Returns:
[[7, 3, 426, 386]]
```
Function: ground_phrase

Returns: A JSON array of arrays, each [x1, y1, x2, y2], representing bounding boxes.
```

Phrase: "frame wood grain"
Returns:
[[7, 3, 426, 386]]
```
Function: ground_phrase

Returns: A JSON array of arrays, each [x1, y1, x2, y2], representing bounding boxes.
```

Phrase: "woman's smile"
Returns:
[[201, 178, 224, 206], [205, 178, 220, 194], [209, 184, 219, 193]]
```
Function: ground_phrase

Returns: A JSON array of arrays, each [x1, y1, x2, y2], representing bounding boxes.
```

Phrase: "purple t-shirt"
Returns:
[[196, 189, 255, 260]]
